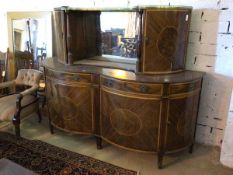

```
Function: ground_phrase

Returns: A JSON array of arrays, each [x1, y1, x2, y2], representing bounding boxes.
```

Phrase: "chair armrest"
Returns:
[[18, 85, 39, 98], [0, 81, 15, 89]]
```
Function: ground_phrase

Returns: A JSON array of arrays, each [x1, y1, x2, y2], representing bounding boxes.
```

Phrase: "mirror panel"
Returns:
[[7, 12, 51, 79], [100, 12, 139, 60]]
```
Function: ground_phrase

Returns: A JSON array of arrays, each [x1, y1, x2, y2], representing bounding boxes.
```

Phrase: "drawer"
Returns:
[[101, 76, 162, 95], [169, 80, 201, 95], [45, 69, 92, 83]]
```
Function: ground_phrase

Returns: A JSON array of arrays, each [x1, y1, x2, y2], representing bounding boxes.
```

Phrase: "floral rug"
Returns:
[[0, 132, 138, 175]]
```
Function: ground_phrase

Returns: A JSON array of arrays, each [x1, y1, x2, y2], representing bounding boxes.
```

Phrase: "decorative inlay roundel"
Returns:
[[157, 27, 178, 58], [110, 108, 142, 136]]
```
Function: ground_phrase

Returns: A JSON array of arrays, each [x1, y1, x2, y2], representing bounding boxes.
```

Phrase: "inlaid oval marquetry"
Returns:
[[110, 108, 142, 136], [157, 27, 178, 58]]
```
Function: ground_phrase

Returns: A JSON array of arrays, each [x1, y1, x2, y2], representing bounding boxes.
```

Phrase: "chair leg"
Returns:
[[15, 124, 20, 137], [12, 115, 20, 137]]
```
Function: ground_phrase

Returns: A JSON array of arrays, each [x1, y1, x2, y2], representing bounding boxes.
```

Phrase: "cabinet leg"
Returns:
[[189, 144, 194, 154], [158, 151, 164, 169], [37, 109, 42, 123], [49, 118, 54, 134], [96, 136, 102, 149]]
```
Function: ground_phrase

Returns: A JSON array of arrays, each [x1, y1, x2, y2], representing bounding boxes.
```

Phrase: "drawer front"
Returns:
[[101, 76, 162, 95], [45, 69, 92, 83], [169, 80, 201, 95]]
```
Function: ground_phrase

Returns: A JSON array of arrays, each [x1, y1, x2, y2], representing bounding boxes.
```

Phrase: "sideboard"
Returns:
[[44, 6, 204, 169]]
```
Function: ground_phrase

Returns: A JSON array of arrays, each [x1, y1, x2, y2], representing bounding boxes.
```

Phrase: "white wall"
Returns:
[[0, 0, 233, 146]]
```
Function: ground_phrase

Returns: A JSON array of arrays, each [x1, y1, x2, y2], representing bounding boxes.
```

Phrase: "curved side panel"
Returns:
[[100, 86, 161, 152], [46, 76, 93, 134]]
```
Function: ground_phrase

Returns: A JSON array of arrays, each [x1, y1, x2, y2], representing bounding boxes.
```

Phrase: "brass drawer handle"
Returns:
[[72, 75, 80, 81], [139, 85, 149, 93], [167, 120, 172, 125], [105, 80, 114, 87], [189, 84, 195, 89]]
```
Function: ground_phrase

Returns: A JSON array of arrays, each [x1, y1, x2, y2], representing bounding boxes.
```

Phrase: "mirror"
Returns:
[[7, 12, 52, 78], [100, 12, 139, 60]]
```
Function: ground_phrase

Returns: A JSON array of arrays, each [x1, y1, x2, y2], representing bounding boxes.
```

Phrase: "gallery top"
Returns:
[[54, 5, 192, 12]]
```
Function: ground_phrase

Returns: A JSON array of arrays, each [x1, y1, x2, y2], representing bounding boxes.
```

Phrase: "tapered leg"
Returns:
[[96, 136, 102, 149], [37, 109, 42, 123], [48, 117, 54, 134], [42, 96, 46, 108], [189, 144, 194, 154], [158, 151, 164, 169]]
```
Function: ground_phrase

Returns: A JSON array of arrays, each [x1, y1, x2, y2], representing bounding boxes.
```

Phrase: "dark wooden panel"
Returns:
[[45, 69, 92, 84], [46, 77, 93, 134], [101, 87, 161, 152], [66, 11, 101, 63], [142, 9, 191, 73], [165, 93, 200, 151], [101, 76, 162, 95], [169, 80, 201, 95], [52, 11, 67, 64]]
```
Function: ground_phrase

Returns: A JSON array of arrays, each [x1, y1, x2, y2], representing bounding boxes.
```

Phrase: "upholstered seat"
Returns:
[[0, 69, 42, 136], [0, 94, 36, 121]]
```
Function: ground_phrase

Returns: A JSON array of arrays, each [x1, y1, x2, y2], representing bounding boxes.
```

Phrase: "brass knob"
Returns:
[[105, 80, 114, 87], [72, 75, 80, 81], [140, 85, 149, 93]]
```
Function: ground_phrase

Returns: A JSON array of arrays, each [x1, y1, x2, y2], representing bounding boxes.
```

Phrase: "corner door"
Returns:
[[46, 77, 93, 134], [165, 94, 200, 151], [141, 9, 191, 73]]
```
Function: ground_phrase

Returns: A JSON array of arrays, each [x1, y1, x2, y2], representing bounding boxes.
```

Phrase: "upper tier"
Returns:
[[52, 6, 192, 74]]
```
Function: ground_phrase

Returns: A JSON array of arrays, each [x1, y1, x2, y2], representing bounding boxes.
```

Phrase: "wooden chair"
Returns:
[[15, 50, 39, 71], [0, 69, 42, 137]]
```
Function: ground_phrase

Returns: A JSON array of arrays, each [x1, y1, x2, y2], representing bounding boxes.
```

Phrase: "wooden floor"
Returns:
[[1, 114, 233, 175]]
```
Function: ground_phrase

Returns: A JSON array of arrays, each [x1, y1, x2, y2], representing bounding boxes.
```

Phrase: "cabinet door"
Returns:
[[101, 87, 161, 152], [165, 94, 200, 151], [46, 77, 93, 134], [66, 11, 101, 63], [142, 9, 191, 73], [52, 10, 67, 64]]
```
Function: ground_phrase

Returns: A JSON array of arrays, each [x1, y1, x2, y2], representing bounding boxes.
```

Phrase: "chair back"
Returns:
[[15, 69, 42, 87], [15, 50, 39, 72]]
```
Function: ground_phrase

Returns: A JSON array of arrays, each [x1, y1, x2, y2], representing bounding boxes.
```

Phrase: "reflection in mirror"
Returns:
[[100, 12, 139, 60], [13, 17, 50, 70]]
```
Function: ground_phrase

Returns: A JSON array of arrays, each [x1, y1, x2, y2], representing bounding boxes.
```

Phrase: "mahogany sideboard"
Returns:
[[44, 6, 204, 169], [44, 58, 203, 169]]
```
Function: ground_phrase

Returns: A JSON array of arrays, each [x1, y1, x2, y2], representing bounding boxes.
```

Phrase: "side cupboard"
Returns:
[[44, 6, 204, 169]]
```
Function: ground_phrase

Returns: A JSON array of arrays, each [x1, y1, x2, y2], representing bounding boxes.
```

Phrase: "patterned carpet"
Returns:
[[0, 132, 138, 175]]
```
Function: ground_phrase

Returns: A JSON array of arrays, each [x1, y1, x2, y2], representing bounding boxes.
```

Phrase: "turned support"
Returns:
[[158, 151, 164, 169], [189, 143, 194, 154], [96, 136, 102, 149]]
